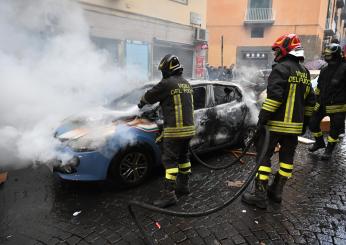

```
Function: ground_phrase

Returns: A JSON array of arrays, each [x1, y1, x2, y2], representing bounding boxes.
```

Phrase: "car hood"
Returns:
[[55, 105, 159, 142], [55, 106, 139, 141]]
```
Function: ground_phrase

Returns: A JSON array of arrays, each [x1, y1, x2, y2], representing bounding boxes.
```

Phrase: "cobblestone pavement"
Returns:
[[1, 137, 346, 245]]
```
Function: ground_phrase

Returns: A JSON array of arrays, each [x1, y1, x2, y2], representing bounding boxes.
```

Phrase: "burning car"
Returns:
[[53, 81, 257, 187]]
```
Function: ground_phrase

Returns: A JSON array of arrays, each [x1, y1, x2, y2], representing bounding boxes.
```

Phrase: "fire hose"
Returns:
[[128, 126, 270, 245]]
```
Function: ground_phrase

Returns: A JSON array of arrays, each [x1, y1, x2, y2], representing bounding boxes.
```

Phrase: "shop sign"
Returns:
[[243, 52, 267, 60], [195, 56, 205, 78], [196, 56, 204, 68]]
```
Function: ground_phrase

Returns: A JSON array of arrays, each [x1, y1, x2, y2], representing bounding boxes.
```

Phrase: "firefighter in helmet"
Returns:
[[242, 34, 316, 209], [138, 54, 195, 208], [308, 43, 346, 160]]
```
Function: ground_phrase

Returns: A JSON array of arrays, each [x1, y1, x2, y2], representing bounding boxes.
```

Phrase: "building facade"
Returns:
[[207, 0, 346, 69], [79, 0, 207, 80]]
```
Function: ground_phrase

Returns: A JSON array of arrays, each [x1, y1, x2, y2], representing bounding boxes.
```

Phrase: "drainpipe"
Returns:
[[221, 35, 224, 67]]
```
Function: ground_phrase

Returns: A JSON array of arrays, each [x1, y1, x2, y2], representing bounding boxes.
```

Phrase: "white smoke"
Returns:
[[0, 0, 144, 170], [231, 66, 264, 125]]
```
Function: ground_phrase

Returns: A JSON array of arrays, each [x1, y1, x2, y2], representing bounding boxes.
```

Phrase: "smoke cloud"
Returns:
[[0, 0, 144, 170], [231, 66, 263, 124]]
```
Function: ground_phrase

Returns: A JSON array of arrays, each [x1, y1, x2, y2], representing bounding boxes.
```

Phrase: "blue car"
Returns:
[[53, 81, 256, 187]]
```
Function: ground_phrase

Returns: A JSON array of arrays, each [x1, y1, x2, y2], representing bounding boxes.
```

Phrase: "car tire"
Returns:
[[108, 145, 153, 187], [213, 124, 230, 145]]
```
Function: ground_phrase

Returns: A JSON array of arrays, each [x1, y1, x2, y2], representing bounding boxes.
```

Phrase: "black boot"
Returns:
[[267, 173, 288, 203], [175, 173, 190, 196], [153, 180, 178, 208], [308, 136, 325, 152], [321, 142, 336, 160], [241, 178, 268, 209]]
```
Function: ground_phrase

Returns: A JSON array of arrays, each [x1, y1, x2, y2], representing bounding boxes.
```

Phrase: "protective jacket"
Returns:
[[261, 56, 315, 134], [314, 61, 346, 114], [141, 75, 195, 138]]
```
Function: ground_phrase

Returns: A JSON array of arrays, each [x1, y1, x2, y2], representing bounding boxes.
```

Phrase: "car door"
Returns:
[[209, 84, 248, 146], [189, 85, 211, 151]]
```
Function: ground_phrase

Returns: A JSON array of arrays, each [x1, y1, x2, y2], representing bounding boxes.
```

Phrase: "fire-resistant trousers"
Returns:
[[256, 132, 298, 181], [162, 137, 192, 181], [309, 108, 345, 141]]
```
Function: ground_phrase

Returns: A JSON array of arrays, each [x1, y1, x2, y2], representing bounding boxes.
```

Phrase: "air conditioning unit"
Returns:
[[194, 28, 208, 42]]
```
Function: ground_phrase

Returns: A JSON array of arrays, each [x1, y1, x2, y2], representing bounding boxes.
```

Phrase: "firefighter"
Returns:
[[308, 43, 346, 160], [242, 34, 315, 209], [138, 54, 195, 208]]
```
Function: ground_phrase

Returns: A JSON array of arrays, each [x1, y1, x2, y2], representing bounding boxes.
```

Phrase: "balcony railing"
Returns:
[[244, 8, 275, 24]]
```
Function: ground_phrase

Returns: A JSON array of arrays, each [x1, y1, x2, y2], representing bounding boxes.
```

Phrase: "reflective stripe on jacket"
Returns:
[[261, 56, 316, 135], [315, 61, 346, 114], [142, 75, 195, 138]]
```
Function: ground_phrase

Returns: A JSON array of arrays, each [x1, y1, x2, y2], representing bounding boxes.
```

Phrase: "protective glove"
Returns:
[[137, 100, 146, 109]]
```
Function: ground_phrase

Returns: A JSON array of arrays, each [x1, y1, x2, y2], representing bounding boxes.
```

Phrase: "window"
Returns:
[[193, 87, 206, 110], [249, 0, 270, 8], [170, 0, 188, 5], [251, 27, 264, 38], [91, 36, 119, 63], [213, 85, 241, 106]]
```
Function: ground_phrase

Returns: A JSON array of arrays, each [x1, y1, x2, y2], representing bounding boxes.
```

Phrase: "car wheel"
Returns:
[[214, 124, 230, 145], [108, 145, 153, 187]]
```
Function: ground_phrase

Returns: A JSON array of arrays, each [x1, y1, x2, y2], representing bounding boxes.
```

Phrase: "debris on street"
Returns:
[[225, 180, 245, 187], [155, 222, 161, 229], [298, 136, 315, 144], [72, 211, 82, 216]]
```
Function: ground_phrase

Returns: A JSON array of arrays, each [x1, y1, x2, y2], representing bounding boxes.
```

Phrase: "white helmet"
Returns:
[[289, 46, 305, 60]]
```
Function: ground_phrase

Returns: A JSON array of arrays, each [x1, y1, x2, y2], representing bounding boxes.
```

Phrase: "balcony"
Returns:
[[244, 8, 275, 25]]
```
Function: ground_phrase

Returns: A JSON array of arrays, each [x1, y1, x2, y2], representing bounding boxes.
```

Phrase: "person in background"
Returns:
[[225, 65, 233, 81], [229, 64, 234, 80], [241, 34, 315, 209], [138, 54, 195, 208], [221, 66, 228, 80], [208, 66, 216, 80], [308, 43, 346, 160], [331, 38, 340, 44], [205, 63, 210, 80]]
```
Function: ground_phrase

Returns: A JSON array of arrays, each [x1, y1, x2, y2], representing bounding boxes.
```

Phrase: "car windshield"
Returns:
[[106, 84, 153, 110]]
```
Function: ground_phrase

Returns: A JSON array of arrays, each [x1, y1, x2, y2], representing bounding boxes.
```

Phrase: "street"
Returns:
[[1, 139, 346, 245], [2, 1, 346, 244]]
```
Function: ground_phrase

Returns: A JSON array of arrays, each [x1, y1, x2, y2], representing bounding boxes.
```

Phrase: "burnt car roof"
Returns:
[[143, 79, 245, 92], [190, 79, 243, 87]]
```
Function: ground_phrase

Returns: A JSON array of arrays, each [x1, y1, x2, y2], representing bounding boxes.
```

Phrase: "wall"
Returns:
[[207, 0, 327, 66], [77, 0, 207, 79], [82, 6, 194, 44], [80, 0, 207, 29]]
